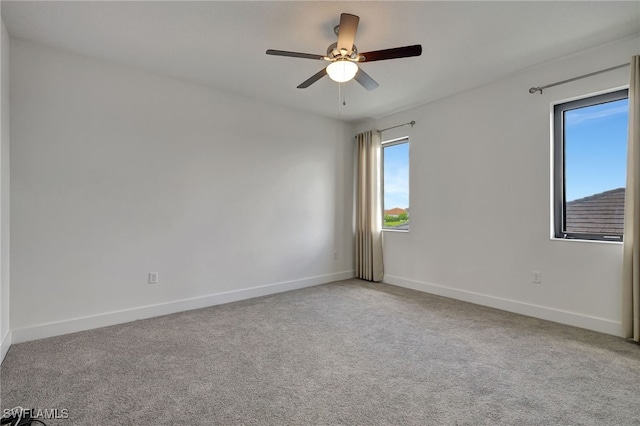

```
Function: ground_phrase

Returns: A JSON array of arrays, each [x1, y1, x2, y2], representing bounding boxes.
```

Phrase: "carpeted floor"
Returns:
[[1, 279, 639, 425]]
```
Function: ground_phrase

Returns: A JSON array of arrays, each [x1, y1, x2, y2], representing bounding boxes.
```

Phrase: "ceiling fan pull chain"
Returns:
[[342, 82, 346, 107], [338, 82, 342, 116]]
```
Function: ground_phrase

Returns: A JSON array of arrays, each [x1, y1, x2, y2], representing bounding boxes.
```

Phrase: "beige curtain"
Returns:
[[355, 130, 384, 282], [623, 55, 640, 342]]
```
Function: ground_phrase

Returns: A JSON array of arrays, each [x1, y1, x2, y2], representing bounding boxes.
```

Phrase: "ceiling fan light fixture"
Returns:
[[326, 60, 358, 83], [266, 13, 422, 90]]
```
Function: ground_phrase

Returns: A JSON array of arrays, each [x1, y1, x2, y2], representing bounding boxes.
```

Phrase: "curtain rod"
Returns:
[[354, 121, 416, 139], [529, 63, 629, 94], [378, 120, 416, 133]]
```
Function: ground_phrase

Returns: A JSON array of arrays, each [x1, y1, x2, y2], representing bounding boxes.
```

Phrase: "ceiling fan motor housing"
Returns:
[[326, 42, 358, 61]]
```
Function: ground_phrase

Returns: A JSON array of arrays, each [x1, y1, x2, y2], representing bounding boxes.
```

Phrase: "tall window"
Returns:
[[553, 89, 628, 241], [382, 138, 409, 231]]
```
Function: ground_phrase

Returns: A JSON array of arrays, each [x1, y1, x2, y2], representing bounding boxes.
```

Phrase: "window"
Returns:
[[382, 138, 409, 230], [553, 89, 628, 241]]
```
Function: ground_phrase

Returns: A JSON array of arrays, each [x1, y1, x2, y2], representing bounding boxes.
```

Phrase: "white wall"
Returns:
[[10, 39, 354, 342], [1, 16, 10, 362], [359, 36, 639, 336]]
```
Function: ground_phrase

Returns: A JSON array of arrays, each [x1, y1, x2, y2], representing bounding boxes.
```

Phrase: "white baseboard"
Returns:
[[384, 275, 622, 337], [11, 270, 355, 344], [1, 330, 11, 364]]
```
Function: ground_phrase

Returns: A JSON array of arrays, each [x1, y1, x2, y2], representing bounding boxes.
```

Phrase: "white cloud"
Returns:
[[566, 104, 628, 126]]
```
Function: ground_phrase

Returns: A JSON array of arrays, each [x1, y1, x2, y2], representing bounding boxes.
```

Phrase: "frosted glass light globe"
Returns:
[[326, 60, 358, 83]]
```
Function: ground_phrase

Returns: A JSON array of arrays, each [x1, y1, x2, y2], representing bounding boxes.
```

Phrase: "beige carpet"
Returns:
[[1, 279, 639, 425]]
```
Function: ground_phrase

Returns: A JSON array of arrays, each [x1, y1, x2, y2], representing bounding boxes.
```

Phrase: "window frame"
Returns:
[[552, 88, 628, 242], [381, 137, 410, 232]]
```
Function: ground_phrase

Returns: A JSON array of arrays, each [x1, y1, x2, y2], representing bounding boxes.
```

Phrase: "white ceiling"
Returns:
[[2, 1, 639, 123]]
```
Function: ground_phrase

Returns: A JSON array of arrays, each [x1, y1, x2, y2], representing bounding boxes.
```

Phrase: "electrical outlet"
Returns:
[[148, 272, 158, 284], [532, 271, 541, 284]]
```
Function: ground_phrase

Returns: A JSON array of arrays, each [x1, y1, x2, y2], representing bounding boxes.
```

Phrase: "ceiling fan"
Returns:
[[266, 13, 422, 91]]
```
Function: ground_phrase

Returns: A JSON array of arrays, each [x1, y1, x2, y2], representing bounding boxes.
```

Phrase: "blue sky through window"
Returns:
[[564, 98, 628, 202], [383, 142, 409, 210]]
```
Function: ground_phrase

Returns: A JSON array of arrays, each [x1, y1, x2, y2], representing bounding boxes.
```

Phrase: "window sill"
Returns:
[[550, 237, 623, 245], [383, 229, 409, 233]]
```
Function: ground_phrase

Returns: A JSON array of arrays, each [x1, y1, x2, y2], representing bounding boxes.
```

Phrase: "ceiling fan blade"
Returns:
[[297, 68, 328, 89], [359, 45, 422, 62], [266, 49, 325, 60], [354, 68, 379, 91], [337, 13, 359, 53]]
